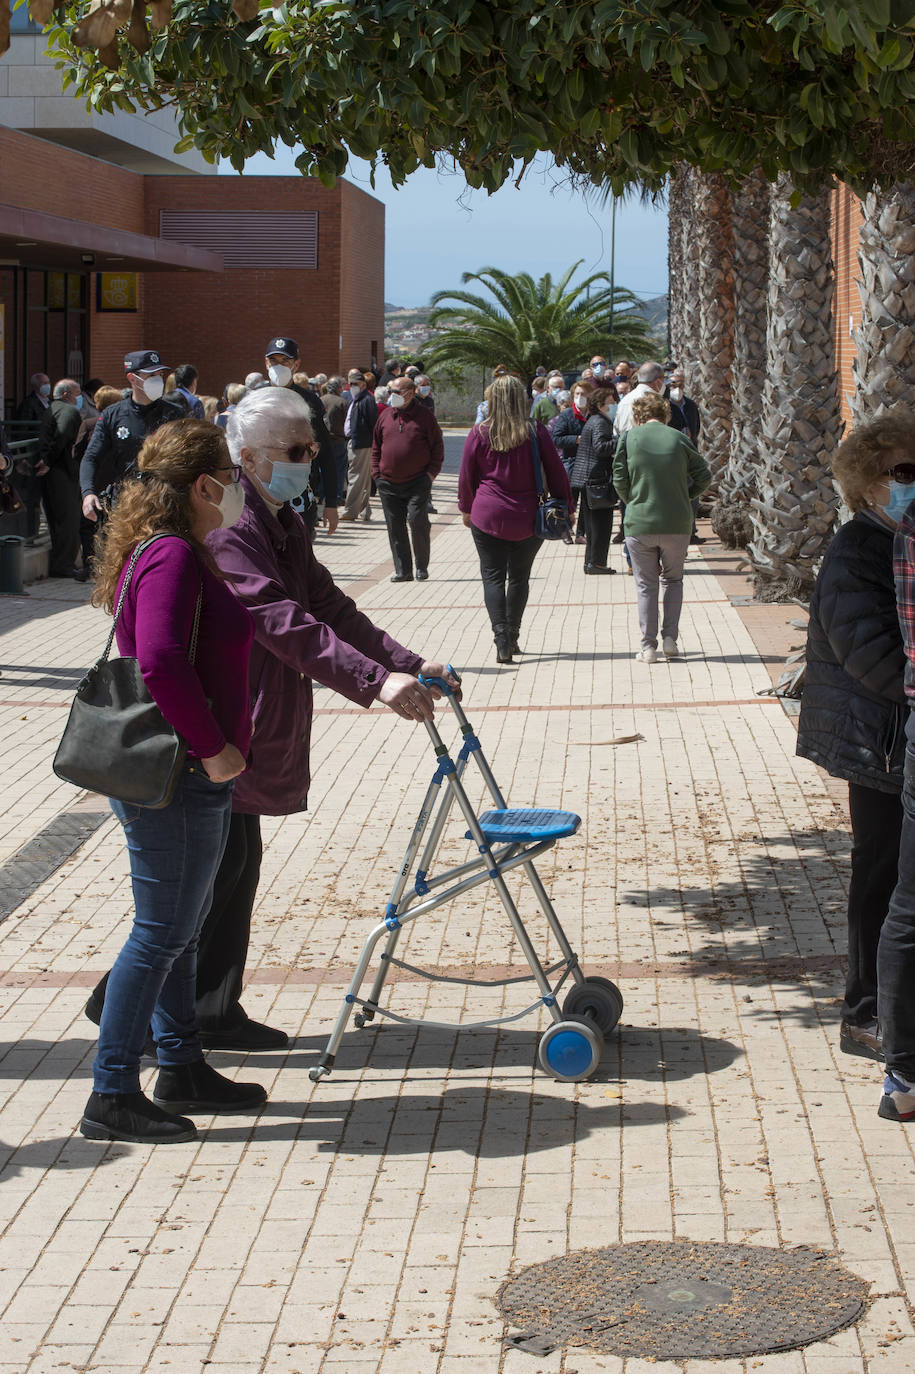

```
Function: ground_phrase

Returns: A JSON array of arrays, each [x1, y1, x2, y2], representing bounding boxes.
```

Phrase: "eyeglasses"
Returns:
[[263, 442, 320, 463], [888, 464, 915, 485], [214, 464, 241, 484]]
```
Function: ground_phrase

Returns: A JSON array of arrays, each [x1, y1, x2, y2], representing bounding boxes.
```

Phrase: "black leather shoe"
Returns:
[[611, 532, 625, 544], [198, 1019, 289, 1051], [153, 1059, 267, 1114], [415, 568, 429, 581], [81, 1090, 196, 1144], [584, 564, 617, 575], [390, 574, 413, 583], [840, 1019, 883, 1062]]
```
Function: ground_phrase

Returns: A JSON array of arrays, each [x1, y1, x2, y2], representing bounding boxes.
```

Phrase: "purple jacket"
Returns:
[[207, 477, 423, 816], [458, 421, 572, 541]]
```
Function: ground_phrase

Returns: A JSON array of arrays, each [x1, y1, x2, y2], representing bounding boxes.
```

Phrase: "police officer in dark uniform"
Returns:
[[79, 349, 185, 525], [263, 336, 338, 534]]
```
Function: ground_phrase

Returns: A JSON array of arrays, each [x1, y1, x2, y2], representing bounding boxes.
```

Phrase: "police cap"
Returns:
[[124, 349, 168, 374], [265, 336, 298, 359]]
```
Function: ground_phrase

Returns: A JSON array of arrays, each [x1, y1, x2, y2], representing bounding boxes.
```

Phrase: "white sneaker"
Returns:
[[662, 637, 679, 658], [635, 647, 657, 664]]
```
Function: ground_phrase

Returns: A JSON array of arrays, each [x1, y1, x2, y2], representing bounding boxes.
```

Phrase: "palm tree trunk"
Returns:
[[747, 175, 842, 600], [677, 166, 702, 378], [667, 167, 687, 363], [693, 172, 735, 483], [711, 168, 769, 547], [852, 181, 915, 423]]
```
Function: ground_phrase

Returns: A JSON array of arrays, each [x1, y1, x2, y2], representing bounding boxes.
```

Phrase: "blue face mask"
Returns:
[[603, 403, 618, 421], [74, 394, 84, 410], [881, 480, 915, 524], [265, 459, 312, 503]]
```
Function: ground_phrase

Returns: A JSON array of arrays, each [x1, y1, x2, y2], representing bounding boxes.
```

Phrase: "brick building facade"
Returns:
[[0, 124, 384, 414]]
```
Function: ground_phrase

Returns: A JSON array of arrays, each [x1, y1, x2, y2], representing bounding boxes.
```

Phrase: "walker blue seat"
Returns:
[[468, 808, 582, 844]]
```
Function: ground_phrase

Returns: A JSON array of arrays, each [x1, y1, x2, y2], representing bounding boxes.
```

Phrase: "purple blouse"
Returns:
[[113, 537, 254, 759], [458, 421, 573, 540]]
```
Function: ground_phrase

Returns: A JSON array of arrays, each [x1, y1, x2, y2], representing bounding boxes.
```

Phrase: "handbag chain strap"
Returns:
[[100, 534, 203, 667], [529, 424, 546, 505]]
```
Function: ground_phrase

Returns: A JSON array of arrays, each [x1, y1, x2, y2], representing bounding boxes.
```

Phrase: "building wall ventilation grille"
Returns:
[[158, 211, 318, 270]]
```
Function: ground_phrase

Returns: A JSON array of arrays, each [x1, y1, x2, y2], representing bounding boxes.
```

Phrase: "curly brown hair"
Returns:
[[831, 411, 915, 512], [91, 419, 230, 613], [631, 392, 671, 425]]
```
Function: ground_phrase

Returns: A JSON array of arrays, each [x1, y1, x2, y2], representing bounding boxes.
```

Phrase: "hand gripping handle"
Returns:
[[418, 663, 461, 697]]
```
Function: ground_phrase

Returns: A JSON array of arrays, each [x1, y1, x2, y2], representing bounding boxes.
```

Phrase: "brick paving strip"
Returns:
[[2, 437, 915, 1374]]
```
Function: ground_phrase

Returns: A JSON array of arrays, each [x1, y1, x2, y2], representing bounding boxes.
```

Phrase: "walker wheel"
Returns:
[[354, 1014, 366, 1029], [538, 1015, 603, 1082], [562, 976, 624, 1040]]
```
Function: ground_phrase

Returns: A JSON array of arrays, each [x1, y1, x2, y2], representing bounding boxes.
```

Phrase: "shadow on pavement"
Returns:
[[627, 826, 848, 1027]]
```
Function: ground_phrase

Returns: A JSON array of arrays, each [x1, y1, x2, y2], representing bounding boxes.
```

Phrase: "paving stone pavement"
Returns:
[[0, 432, 913, 1373]]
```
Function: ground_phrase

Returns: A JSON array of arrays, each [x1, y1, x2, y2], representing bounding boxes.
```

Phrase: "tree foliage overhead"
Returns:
[[25, 0, 915, 192], [422, 263, 658, 381]]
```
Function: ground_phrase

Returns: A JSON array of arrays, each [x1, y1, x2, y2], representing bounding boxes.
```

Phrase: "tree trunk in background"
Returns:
[[693, 171, 735, 483], [677, 166, 701, 377], [667, 167, 687, 363], [748, 176, 841, 601], [852, 181, 915, 424], [711, 168, 769, 547]]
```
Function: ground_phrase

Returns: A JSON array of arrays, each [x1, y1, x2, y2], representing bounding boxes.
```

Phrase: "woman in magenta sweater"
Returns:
[[459, 373, 572, 664], [80, 419, 265, 1146]]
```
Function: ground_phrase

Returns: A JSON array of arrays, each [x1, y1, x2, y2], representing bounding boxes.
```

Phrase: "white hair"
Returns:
[[375, 385, 390, 404], [638, 361, 664, 385], [226, 386, 313, 462], [244, 371, 264, 389], [53, 379, 77, 399]]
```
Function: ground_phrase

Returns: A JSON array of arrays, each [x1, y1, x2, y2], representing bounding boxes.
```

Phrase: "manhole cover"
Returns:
[[496, 1241, 868, 1360]]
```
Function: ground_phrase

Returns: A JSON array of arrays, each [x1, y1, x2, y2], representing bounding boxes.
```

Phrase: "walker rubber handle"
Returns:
[[418, 664, 461, 697]]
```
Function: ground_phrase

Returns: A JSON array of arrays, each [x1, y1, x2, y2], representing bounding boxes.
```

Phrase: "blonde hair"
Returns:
[[631, 392, 670, 425], [92, 419, 228, 611], [93, 385, 123, 412], [832, 411, 915, 511], [482, 374, 531, 452]]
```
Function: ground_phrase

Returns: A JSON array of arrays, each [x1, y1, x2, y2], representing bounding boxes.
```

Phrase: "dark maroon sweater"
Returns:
[[371, 401, 444, 484]]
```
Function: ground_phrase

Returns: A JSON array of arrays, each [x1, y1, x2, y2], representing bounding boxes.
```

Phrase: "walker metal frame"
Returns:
[[309, 671, 623, 1084]]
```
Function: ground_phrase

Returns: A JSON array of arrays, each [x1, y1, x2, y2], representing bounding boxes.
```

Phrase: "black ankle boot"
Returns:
[[507, 625, 521, 656], [153, 1059, 267, 1114], [494, 631, 514, 664], [80, 1090, 197, 1144]]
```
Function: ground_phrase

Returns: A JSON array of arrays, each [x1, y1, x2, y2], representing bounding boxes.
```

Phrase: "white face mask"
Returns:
[[389, 393, 406, 409], [670, 386, 684, 402], [573, 394, 586, 410], [267, 363, 292, 388], [141, 374, 165, 402], [209, 475, 245, 527]]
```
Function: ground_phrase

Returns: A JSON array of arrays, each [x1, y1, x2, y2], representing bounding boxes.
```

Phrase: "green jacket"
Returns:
[[531, 394, 558, 425], [612, 423, 711, 536]]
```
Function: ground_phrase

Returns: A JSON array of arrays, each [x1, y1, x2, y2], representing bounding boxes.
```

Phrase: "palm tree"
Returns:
[[851, 181, 915, 423], [711, 168, 770, 547], [693, 171, 735, 483], [747, 176, 842, 600], [423, 262, 659, 381]]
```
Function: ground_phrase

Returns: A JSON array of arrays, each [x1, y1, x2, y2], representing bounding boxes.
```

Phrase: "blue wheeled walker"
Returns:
[[308, 669, 623, 1085]]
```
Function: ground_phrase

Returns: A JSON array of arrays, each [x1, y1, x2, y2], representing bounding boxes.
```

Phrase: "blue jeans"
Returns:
[[93, 764, 234, 1094], [877, 730, 915, 1078]]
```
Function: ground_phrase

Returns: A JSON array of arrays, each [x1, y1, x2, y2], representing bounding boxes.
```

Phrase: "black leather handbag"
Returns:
[[53, 535, 203, 809], [530, 425, 573, 541]]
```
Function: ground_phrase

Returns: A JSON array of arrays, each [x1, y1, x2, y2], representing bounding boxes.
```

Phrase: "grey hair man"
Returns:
[[615, 361, 685, 437]]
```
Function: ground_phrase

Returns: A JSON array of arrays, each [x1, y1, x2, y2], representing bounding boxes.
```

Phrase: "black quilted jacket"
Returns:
[[551, 407, 586, 474], [796, 511, 906, 793]]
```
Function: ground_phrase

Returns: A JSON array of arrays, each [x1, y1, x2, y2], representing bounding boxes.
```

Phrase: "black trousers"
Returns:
[[846, 781, 903, 1024], [92, 811, 264, 1030], [584, 502, 615, 567], [42, 466, 80, 576], [376, 472, 432, 577], [571, 487, 589, 542], [470, 524, 542, 634]]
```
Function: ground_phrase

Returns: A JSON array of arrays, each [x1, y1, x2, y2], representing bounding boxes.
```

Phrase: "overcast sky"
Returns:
[[219, 151, 669, 310]]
